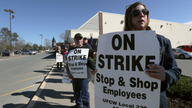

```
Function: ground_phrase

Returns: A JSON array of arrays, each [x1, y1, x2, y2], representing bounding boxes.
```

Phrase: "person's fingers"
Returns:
[[149, 76, 164, 81], [145, 68, 163, 73], [91, 70, 97, 75], [145, 71, 166, 81], [146, 64, 165, 74], [145, 71, 165, 77], [147, 64, 162, 69]]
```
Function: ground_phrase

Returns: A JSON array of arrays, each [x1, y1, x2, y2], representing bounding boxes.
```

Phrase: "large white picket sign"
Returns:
[[95, 31, 160, 108], [67, 48, 89, 78], [56, 53, 63, 62]]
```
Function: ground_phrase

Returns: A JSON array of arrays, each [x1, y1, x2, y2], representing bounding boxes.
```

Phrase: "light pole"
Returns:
[[40, 34, 43, 48], [4, 9, 15, 56]]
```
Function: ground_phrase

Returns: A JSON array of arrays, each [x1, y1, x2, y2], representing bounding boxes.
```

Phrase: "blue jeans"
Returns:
[[72, 78, 90, 108]]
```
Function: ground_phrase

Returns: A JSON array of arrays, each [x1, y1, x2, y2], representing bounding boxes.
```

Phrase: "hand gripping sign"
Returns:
[[67, 48, 89, 78], [95, 31, 160, 108], [56, 53, 63, 62]]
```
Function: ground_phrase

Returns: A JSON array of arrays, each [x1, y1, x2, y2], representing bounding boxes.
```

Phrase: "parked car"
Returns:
[[45, 49, 50, 52], [177, 45, 192, 52], [22, 50, 30, 55], [2, 51, 10, 56], [38, 50, 43, 53], [29, 50, 37, 55], [172, 48, 192, 59], [14, 51, 21, 54]]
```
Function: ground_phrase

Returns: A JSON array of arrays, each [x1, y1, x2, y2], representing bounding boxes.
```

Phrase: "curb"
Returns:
[[26, 62, 56, 108]]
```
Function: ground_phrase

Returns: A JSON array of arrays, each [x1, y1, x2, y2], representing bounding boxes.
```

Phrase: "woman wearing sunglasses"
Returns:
[[124, 2, 181, 108]]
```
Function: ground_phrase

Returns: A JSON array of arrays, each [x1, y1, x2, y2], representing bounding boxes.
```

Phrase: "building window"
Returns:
[[120, 20, 124, 24]]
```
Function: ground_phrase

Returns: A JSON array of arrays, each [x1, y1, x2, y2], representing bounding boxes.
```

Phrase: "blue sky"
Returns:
[[1, 0, 192, 46]]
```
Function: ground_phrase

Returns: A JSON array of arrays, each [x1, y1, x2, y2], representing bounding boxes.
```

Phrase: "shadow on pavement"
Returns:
[[44, 68, 52, 70], [3, 103, 27, 108], [35, 81, 43, 84], [2, 91, 36, 108], [42, 52, 55, 59], [11, 91, 35, 99], [36, 89, 73, 100], [46, 65, 53, 67], [33, 70, 49, 74], [29, 101, 71, 108], [49, 73, 63, 77], [45, 78, 62, 83]]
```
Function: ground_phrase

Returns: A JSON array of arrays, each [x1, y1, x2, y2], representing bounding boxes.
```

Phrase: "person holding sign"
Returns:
[[124, 2, 181, 108], [54, 46, 63, 71], [66, 33, 97, 108]]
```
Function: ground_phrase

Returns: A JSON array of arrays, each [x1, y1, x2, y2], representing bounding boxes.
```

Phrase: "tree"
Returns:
[[44, 38, 51, 50], [12, 32, 19, 51], [39, 45, 43, 50], [0, 27, 10, 51], [15, 37, 25, 51], [59, 33, 65, 42], [12, 32, 19, 42], [24, 43, 32, 50], [33, 44, 38, 50]]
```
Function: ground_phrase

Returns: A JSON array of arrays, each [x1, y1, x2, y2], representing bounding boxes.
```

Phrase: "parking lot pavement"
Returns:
[[0, 54, 27, 59], [175, 59, 192, 77]]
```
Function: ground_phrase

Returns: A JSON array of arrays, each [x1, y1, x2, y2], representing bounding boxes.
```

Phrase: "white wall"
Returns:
[[101, 12, 192, 48], [78, 13, 99, 31], [150, 19, 192, 48], [102, 12, 124, 34], [67, 11, 192, 48]]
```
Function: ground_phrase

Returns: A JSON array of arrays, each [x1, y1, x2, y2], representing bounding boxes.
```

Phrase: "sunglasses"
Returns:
[[131, 9, 149, 17]]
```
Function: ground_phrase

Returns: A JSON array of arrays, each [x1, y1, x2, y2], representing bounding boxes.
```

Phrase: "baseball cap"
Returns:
[[74, 33, 83, 39], [67, 37, 74, 43], [83, 37, 87, 40]]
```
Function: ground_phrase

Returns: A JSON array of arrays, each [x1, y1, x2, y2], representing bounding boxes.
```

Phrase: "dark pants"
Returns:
[[57, 62, 62, 70], [72, 78, 90, 108]]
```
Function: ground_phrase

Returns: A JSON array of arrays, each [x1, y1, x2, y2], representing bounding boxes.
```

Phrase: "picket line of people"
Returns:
[[54, 33, 96, 108], [54, 2, 181, 108]]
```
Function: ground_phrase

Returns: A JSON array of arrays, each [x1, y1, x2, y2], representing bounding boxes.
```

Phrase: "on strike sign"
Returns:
[[95, 31, 160, 108], [67, 48, 89, 78], [56, 53, 63, 62]]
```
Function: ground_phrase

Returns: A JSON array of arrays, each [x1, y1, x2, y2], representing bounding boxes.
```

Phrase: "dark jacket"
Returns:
[[88, 36, 93, 45], [83, 43, 92, 50], [157, 34, 181, 108]]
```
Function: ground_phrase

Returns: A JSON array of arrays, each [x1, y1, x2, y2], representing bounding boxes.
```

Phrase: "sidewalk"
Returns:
[[27, 63, 95, 108]]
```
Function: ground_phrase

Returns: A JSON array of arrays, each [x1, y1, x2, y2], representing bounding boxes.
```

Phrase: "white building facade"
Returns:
[[65, 11, 192, 49]]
